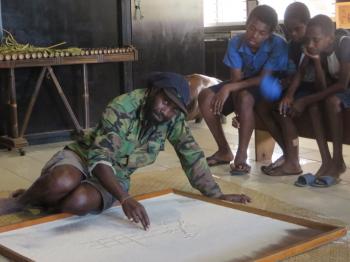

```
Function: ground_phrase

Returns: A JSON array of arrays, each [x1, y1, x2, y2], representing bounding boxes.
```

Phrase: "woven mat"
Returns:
[[1, 167, 349, 261]]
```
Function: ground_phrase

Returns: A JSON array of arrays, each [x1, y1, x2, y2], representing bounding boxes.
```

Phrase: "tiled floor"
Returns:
[[202, 120, 350, 224], [0, 120, 350, 225]]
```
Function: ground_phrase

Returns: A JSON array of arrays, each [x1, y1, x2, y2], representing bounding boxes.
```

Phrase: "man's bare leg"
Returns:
[[58, 183, 103, 215], [0, 165, 83, 215], [199, 89, 234, 163]]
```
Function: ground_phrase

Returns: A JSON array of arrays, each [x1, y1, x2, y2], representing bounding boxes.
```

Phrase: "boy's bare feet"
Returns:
[[233, 151, 247, 168], [263, 160, 302, 176], [314, 161, 332, 177], [0, 198, 25, 215], [261, 155, 285, 174], [206, 151, 234, 167], [325, 160, 347, 178]]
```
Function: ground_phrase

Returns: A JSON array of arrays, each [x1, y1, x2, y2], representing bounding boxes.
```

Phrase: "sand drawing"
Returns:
[[79, 218, 199, 250]]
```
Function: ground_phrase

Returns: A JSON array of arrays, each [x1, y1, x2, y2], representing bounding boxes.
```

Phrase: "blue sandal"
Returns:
[[311, 176, 339, 187], [294, 173, 316, 187]]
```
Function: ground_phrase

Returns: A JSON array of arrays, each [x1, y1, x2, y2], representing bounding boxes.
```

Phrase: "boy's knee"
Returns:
[[198, 88, 213, 105], [308, 104, 320, 115], [325, 96, 342, 113], [238, 91, 255, 108], [198, 89, 216, 114]]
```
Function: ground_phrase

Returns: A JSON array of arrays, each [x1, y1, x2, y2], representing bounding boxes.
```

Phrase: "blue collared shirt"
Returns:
[[223, 33, 288, 78]]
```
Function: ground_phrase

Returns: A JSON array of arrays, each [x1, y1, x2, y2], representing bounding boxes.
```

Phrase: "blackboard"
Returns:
[[0, 0, 125, 140], [2, 0, 119, 47]]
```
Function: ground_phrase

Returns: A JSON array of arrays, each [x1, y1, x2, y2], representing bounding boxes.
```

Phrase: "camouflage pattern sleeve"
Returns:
[[87, 100, 130, 175], [167, 115, 222, 198]]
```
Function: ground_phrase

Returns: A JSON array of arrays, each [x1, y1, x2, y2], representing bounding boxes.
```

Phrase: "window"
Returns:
[[204, 1, 336, 27], [204, 0, 247, 27], [257, 0, 336, 21]]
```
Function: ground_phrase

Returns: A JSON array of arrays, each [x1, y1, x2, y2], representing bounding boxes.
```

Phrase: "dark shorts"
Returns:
[[294, 82, 314, 100], [293, 83, 350, 109], [209, 80, 261, 116], [41, 149, 129, 212]]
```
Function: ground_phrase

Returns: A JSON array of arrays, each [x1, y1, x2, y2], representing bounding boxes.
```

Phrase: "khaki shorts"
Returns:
[[41, 149, 120, 212]]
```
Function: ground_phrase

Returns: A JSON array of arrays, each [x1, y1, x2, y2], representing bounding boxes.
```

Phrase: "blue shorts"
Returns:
[[209, 80, 261, 116]]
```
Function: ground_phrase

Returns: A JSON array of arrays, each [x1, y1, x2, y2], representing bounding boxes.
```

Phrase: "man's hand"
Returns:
[[92, 164, 150, 230], [211, 86, 230, 115], [219, 194, 251, 204], [121, 196, 150, 230]]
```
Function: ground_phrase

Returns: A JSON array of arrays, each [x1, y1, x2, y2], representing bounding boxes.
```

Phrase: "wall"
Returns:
[[204, 39, 230, 81], [131, 0, 204, 87]]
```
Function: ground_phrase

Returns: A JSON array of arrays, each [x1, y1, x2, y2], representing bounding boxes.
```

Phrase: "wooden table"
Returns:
[[0, 49, 138, 155]]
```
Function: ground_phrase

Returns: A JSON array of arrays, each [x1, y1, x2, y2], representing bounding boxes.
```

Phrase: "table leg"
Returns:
[[8, 68, 18, 138], [20, 67, 47, 137], [0, 68, 28, 155], [83, 64, 90, 130], [47, 66, 83, 135]]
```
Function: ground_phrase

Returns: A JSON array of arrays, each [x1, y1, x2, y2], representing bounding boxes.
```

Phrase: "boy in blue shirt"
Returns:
[[199, 5, 288, 174]]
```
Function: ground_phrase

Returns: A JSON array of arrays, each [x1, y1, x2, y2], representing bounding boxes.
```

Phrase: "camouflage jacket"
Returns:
[[67, 89, 222, 197]]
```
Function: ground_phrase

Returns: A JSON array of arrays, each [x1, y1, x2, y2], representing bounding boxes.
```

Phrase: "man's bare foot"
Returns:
[[0, 198, 25, 215], [10, 189, 26, 198]]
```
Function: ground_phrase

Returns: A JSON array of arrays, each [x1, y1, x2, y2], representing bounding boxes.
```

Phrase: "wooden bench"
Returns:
[[254, 108, 350, 162]]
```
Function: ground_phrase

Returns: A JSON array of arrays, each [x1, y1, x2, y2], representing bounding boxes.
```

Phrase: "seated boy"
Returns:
[[198, 5, 288, 174], [287, 15, 350, 185], [257, 2, 312, 176]]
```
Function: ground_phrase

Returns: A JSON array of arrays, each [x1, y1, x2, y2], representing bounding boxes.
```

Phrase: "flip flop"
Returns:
[[263, 168, 302, 176], [206, 155, 231, 167], [230, 163, 251, 176], [294, 173, 316, 187], [311, 176, 340, 188]]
